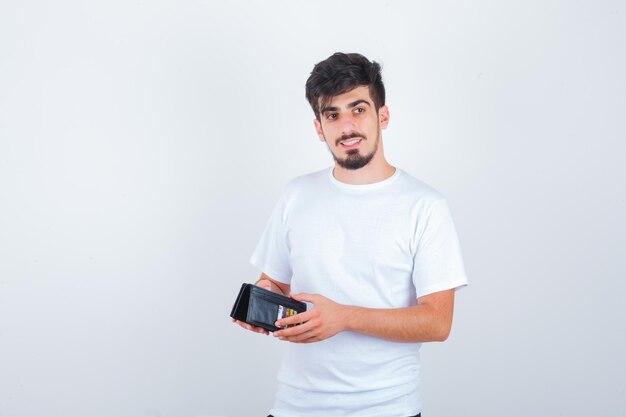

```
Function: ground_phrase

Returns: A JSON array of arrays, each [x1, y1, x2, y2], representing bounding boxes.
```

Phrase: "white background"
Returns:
[[1, 1, 625, 416]]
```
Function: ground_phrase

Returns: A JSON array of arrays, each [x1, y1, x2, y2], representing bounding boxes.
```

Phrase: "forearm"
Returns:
[[343, 294, 454, 343]]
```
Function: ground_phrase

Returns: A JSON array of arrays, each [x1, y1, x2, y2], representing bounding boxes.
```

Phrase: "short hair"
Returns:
[[305, 52, 385, 121]]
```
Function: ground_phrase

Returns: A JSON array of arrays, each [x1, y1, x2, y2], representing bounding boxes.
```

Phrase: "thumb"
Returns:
[[291, 293, 320, 303], [256, 279, 271, 290]]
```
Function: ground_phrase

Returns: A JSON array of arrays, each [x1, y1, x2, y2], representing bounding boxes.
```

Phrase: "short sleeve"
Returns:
[[249, 194, 293, 284], [412, 199, 468, 298]]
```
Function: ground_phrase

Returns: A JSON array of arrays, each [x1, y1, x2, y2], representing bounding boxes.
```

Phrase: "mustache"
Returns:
[[335, 132, 366, 146]]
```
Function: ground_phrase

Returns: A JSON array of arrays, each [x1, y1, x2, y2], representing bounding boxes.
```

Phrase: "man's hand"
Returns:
[[231, 279, 277, 336], [232, 318, 270, 335], [272, 289, 456, 343], [272, 293, 348, 343]]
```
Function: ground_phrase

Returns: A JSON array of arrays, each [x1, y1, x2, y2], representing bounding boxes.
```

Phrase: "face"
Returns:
[[314, 85, 389, 170]]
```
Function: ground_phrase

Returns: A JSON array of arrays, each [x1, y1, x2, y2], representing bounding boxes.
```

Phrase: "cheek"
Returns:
[[362, 122, 378, 138], [322, 127, 339, 142]]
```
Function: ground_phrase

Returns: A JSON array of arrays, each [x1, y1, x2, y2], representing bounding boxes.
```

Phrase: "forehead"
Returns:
[[320, 85, 373, 109]]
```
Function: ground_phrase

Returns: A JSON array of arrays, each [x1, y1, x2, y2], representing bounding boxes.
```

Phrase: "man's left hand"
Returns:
[[273, 293, 347, 343]]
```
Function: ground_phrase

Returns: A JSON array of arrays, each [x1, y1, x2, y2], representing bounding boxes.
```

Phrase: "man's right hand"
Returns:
[[231, 278, 283, 336]]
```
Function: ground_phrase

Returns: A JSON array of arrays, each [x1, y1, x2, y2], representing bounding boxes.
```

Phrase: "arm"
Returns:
[[273, 289, 455, 343], [231, 273, 291, 335]]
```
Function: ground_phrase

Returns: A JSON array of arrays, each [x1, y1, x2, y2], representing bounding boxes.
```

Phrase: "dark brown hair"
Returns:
[[305, 52, 385, 121]]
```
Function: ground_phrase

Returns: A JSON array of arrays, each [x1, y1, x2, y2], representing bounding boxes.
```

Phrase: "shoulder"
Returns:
[[282, 168, 329, 197], [394, 169, 447, 207]]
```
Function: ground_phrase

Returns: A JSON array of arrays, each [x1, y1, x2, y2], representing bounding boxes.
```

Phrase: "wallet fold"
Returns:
[[230, 283, 307, 332]]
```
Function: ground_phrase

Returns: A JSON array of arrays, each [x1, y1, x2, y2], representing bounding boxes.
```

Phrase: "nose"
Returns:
[[340, 115, 358, 135]]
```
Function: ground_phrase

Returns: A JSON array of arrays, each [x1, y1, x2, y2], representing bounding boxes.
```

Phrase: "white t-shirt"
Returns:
[[250, 167, 468, 417]]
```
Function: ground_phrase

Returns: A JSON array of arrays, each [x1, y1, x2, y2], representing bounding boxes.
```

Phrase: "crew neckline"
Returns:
[[327, 166, 401, 190]]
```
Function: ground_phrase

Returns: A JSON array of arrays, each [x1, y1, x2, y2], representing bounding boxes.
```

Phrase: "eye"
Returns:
[[326, 113, 338, 120], [354, 107, 365, 114]]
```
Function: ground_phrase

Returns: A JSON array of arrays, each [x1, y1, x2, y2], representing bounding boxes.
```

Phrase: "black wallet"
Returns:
[[230, 283, 307, 332]]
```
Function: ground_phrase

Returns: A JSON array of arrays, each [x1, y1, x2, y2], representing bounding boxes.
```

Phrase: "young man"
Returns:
[[234, 52, 468, 417]]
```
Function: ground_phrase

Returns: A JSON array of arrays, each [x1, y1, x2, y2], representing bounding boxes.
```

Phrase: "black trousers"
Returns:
[[268, 415, 420, 417]]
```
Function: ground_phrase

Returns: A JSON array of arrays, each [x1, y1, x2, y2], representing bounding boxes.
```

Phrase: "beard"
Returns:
[[327, 130, 380, 170]]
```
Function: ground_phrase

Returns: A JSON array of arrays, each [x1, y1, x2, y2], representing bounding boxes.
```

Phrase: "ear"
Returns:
[[313, 118, 326, 142], [378, 105, 390, 129]]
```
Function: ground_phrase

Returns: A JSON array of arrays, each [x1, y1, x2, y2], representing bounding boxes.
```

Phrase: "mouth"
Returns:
[[339, 137, 363, 149]]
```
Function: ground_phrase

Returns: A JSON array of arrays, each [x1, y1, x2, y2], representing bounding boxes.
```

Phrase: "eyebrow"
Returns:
[[321, 99, 372, 114]]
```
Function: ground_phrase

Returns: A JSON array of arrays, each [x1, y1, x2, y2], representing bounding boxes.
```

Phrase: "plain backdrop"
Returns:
[[1, 1, 625, 416]]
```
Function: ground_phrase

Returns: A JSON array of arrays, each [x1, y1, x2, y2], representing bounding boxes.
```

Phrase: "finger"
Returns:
[[290, 292, 319, 303], [235, 320, 253, 331], [289, 334, 322, 343], [275, 310, 313, 328], [235, 320, 269, 335], [281, 328, 320, 343], [274, 319, 315, 338], [256, 280, 271, 290]]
